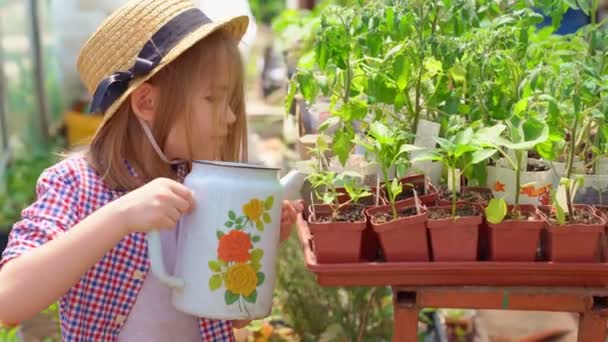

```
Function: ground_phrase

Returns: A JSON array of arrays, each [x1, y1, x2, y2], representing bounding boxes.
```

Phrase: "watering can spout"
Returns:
[[280, 169, 306, 201]]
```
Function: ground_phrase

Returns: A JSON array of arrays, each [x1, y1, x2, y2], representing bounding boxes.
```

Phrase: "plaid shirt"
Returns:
[[0, 156, 234, 341]]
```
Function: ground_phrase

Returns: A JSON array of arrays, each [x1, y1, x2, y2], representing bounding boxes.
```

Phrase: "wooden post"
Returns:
[[578, 312, 607, 341], [392, 289, 419, 342]]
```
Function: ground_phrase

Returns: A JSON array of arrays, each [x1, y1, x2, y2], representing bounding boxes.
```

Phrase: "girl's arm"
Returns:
[[0, 203, 129, 325], [0, 175, 194, 326]]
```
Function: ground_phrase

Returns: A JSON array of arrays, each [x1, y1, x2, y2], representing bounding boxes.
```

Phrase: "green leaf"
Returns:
[[550, 188, 566, 225], [522, 118, 549, 144], [390, 178, 403, 200], [263, 213, 272, 224], [393, 54, 409, 90], [225, 221, 234, 228], [316, 38, 329, 70], [318, 116, 341, 132], [454, 144, 478, 159], [256, 220, 265, 232], [257, 272, 265, 286], [475, 124, 507, 144], [412, 151, 442, 163], [450, 64, 466, 83], [264, 196, 274, 210], [455, 128, 474, 146], [208, 261, 222, 273], [332, 129, 354, 166], [252, 235, 261, 243], [225, 290, 240, 305], [229, 211, 237, 220], [348, 100, 368, 121], [209, 274, 222, 291], [296, 72, 318, 104], [251, 260, 262, 271], [244, 289, 258, 303], [251, 249, 264, 263], [423, 57, 443, 77], [485, 198, 507, 224], [471, 149, 497, 164], [399, 144, 423, 154], [216, 230, 224, 239], [235, 217, 244, 225], [434, 137, 453, 151], [505, 118, 549, 150], [513, 98, 528, 115], [285, 79, 297, 115]]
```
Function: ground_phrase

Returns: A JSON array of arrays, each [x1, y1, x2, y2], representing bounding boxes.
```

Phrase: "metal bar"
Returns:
[[28, 0, 49, 142], [0, 3, 9, 153]]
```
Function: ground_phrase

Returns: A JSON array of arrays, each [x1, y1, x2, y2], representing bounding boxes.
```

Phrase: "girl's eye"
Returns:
[[205, 96, 216, 103]]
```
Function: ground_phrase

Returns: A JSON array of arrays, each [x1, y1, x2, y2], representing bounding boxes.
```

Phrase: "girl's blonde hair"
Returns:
[[86, 29, 247, 191]]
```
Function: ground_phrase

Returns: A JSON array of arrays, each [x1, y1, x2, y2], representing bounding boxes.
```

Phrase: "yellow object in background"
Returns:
[[64, 112, 103, 146]]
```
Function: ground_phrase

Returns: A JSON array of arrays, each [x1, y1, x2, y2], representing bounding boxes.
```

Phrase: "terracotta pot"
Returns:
[[427, 205, 481, 261], [335, 188, 386, 261], [366, 201, 429, 262], [381, 174, 439, 207], [593, 206, 608, 263], [308, 204, 367, 263], [537, 205, 606, 263], [438, 186, 494, 206], [486, 205, 544, 262]]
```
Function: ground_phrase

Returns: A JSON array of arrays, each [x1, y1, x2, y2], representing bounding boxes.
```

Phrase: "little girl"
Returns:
[[0, 0, 302, 341]]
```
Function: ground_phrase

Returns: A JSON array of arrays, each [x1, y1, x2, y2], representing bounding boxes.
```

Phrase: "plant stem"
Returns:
[[513, 150, 522, 217], [565, 104, 580, 220], [356, 287, 378, 342]]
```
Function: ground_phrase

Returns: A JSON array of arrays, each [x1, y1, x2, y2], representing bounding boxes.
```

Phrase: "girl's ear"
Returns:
[[130, 82, 160, 123]]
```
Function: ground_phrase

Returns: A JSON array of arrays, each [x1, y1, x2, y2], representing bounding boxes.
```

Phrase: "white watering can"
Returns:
[[147, 161, 306, 320]]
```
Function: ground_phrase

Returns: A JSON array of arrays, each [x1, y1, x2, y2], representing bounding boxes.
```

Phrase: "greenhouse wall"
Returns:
[[0, 0, 66, 179]]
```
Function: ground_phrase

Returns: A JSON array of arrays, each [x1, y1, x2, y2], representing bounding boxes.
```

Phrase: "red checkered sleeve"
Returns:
[[0, 166, 80, 268]]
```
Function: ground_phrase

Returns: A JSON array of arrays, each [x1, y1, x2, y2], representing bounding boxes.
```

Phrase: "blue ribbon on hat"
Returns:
[[89, 8, 212, 114]]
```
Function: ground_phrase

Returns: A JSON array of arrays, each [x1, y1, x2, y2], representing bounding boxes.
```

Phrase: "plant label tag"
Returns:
[[414, 119, 441, 149]]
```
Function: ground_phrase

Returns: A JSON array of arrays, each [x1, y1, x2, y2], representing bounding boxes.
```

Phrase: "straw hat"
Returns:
[[77, 0, 248, 124]]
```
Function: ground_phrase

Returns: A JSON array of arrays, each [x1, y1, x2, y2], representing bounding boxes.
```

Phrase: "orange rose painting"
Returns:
[[208, 195, 274, 315], [217, 231, 252, 263]]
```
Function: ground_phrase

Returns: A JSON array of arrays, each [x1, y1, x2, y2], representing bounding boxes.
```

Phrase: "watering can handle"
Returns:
[[147, 231, 185, 289]]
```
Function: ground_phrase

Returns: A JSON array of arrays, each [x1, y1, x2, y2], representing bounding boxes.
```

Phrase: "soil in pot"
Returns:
[[527, 159, 550, 172], [487, 205, 544, 262], [594, 205, 608, 219], [538, 206, 603, 225], [538, 205, 605, 263], [371, 206, 419, 224], [314, 205, 366, 223], [428, 205, 477, 219], [427, 205, 481, 261], [439, 187, 493, 205], [309, 204, 367, 263], [367, 204, 429, 262]]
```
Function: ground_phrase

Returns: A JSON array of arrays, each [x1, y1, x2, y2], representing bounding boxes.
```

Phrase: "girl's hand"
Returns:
[[279, 200, 304, 242], [112, 178, 195, 234], [232, 319, 251, 329]]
